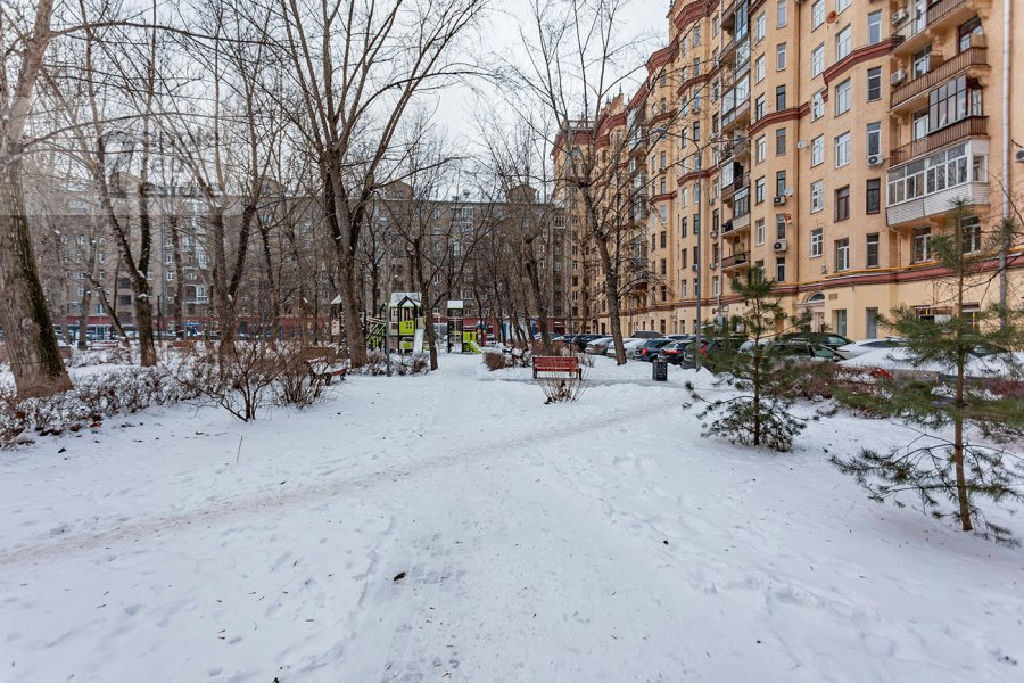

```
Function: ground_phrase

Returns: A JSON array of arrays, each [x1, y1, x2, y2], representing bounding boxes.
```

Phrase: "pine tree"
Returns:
[[831, 200, 1024, 543], [689, 269, 812, 452]]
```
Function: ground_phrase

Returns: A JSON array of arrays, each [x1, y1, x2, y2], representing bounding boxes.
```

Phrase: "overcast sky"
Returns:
[[430, 0, 672, 144]]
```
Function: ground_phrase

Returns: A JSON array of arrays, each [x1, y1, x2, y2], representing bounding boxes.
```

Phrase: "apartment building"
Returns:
[[558, 0, 1024, 340]]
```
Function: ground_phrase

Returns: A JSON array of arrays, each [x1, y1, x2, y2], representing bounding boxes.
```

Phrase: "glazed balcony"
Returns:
[[721, 100, 750, 133], [890, 116, 987, 166], [891, 47, 988, 113], [720, 173, 749, 204]]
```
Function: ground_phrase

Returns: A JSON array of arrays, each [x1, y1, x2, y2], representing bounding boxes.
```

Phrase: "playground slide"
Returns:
[[465, 340, 482, 354]]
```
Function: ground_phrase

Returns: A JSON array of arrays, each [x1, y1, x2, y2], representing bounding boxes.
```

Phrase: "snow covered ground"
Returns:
[[1, 354, 1022, 682]]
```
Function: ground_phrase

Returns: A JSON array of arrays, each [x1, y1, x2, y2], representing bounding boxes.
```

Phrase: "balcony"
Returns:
[[721, 101, 750, 133], [894, 0, 981, 56], [720, 173, 749, 203], [721, 251, 750, 270], [892, 48, 988, 112], [887, 180, 990, 226], [890, 116, 987, 166]]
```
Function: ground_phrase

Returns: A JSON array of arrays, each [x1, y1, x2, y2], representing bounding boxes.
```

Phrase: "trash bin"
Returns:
[[652, 359, 668, 381]]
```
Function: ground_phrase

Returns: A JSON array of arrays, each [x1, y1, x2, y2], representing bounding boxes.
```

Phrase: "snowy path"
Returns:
[[1, 355, 1023, 682]]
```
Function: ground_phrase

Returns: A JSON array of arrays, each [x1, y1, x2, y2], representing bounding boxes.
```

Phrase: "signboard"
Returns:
[[330, 319, 340, 336]]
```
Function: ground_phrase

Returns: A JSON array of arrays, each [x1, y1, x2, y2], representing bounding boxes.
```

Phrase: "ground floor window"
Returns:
[[866, 307, 878, 338]]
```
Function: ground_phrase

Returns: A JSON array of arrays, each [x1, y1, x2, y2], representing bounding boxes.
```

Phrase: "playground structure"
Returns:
[[445, 301, 481, 354]]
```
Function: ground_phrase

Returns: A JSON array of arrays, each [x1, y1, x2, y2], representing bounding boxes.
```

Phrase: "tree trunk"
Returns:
[[169, 215, 185, 338], [77, 245, 98, 349], [954, 238, 973, 531], [0, 150, 73, 397], [594, 235, 627, 364], [524, 243, 552, 355]]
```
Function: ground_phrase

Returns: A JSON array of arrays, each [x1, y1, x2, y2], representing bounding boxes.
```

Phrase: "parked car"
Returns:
[[615, 337, 649, 357], [634, 338, 673, 361], [779, 331, 854, 351], [631, 330, 663, 339], [657, 340, 691, 364], [585, 337, 614, 354], [679, 336, 747, 369], [835, 337, 905, 360], [573, 334, 603, 351], [767, 339, 842, 363]]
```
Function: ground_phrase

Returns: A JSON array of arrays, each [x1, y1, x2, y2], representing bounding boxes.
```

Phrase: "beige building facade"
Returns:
[[557, 0, 1024, 340]]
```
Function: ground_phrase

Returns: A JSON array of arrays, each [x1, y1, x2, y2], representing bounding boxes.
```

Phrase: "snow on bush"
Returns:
[[0, 366, 201, 447], [350, 350, 429, 376]]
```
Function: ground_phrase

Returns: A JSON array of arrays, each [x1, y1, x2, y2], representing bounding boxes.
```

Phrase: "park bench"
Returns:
[[532, 355, 582, 380], [297, 347, 348, 386]]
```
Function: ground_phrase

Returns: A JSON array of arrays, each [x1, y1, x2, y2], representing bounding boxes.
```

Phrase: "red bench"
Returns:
[[532, 355, 582, 380]]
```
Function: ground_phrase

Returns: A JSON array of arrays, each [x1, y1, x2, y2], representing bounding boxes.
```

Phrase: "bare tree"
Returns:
[[0, 0, 73, 396]]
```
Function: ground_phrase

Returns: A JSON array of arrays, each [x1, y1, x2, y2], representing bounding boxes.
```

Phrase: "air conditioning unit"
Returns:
[[1015, 148, 1024, 163], [867, 154, 884, 166], [797, 140, 809, 149], [892, 9, 907, 25], [773, 239, 788, 252], [820, 265, 828, 274], [708, 196, 716, 205], [891, 69, 907, 85], [773, 196, 786, 206], [691, 264, 699, 271], [710, 262, 718, 270], [710, 228, 719, 238]]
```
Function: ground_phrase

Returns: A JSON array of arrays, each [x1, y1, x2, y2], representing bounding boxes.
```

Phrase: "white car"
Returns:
[[835, 337, 905, 360], [584, 337, 614, 354], [606, 337, 647, 357]]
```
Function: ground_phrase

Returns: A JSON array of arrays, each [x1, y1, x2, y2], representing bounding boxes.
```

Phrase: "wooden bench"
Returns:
[[297, 347, 348, 386], [532, 355, 582, 380]]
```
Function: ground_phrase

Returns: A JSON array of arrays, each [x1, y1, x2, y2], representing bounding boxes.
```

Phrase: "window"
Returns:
[[755, 94, 766, 120], [660, 205, 668, 223], [712, 278, 720, 296], [958, 16, 982, 52], [755, 54, 766, 82], [660, 177, 667, 194], [756, 135, 767, 163], [811, 181, 824, 212], [866, 122, 881, 159], [865, 308, 879, 338], [836, 0, 850, 11], [775, 85, 786, 111], [835, 238, 850, 271], [694, 183, 701, 204], [866, 179, 881, 214], [680, 216, 687, 236], [776, 43, 787, 70], [165, 271, 175, 281], [929, 75, 983, 132], [660, 258, 667, 275], [811, 44, 825, 77], [812, 0, 825, 28], [866, 233, 880, 268], [913, 111, 929, 140], [835, 79, 851, 115], [775, 214, 787, 239], [834, 309, 848, 337], [913, 47, 931, 79], [660, 230, 667, 249], [811, 135, 825, 166], [835, 186, 850, 221], [776, 258, 786, 282], [776, 0, 786, 27], [693, 213, 701, 233], [811, 90, 825, 120], [887, 143, 971, 206], [775, 128, 786, 155], [693, 25, 701, 47], [834, 132, 850, 167], [775, 171, 787, 199], [960, 215, 982, 253], [755, 12, 766, 41], [868, 11, 882, 45], [810, 228, 824, 257], [867, 67, 882, 101], [913, 227, 932, 262], [835, 26, 851, 61], [693, 121, 701, 142], [680, 280, 688, 297], [755, 176, 766, 204], [756, 218, 766, 245]]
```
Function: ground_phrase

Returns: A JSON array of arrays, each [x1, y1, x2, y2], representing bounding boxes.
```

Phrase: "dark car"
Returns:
[[767, 340, 842, 363], [679, 336, 747, 370], [779, 331, 854, 351], [657, 340, 691, 364], [634, 337, 673, 361]]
